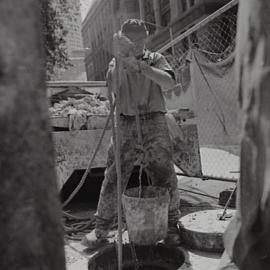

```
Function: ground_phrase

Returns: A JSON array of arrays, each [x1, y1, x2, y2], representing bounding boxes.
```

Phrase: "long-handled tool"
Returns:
[[218, 184, 237, 220], [109, 55, 123, 270]]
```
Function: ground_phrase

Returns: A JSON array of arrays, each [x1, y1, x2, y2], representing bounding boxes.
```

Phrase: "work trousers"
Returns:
[[95, 112, 180, 237]]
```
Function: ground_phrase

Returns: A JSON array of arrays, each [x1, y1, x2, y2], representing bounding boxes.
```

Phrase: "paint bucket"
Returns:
[[122, 186, 170, 245]]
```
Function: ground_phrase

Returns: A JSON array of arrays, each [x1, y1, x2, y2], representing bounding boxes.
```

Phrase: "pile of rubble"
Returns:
[[49, 95, 110, 117], [49, 95, 111, 130]]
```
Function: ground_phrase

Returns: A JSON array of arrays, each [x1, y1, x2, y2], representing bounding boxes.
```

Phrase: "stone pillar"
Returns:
[[0, 1, 66, 270], [170, 0, 185, 22], [139, 0, 145, 20], [153, 0, 162, 32]]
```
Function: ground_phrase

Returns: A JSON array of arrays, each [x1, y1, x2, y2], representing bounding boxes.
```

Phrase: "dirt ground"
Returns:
[[64, 146, 238, 270], [64, 237, 222, 270]]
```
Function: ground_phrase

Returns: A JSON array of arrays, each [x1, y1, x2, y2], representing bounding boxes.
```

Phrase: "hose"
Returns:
[[62, 101, 115, 208], [62, 100, 115, 240]]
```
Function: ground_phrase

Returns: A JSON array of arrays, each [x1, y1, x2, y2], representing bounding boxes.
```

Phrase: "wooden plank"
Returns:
[[50, 115, 111, 130]]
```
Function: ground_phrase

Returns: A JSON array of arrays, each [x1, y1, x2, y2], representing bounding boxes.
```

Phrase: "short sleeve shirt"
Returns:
[[108, 50, 174, 116]]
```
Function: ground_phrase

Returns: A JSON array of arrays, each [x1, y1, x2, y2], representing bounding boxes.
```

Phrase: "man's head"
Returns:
[[120, 19, 148, 57]]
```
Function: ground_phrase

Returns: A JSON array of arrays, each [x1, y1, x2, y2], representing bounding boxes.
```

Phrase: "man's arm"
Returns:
[[139, 60, 175, 90], [112, 32, 175, 89], [120, 56, 175, 90]]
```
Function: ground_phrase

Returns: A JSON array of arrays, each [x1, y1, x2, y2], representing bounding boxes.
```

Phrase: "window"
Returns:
[[160, 1, 170, 26], [144, 0, 155, 35]]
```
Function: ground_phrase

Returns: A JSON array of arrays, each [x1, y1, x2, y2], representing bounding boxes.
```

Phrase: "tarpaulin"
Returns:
[[190, 49, 241, 147]]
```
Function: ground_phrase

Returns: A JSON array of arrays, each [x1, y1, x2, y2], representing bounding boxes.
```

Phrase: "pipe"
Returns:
[[178, 188, 219, 199], [176, 172, 238, 183]]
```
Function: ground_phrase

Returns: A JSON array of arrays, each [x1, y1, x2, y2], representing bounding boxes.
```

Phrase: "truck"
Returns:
[[47, 81, 202, 190]]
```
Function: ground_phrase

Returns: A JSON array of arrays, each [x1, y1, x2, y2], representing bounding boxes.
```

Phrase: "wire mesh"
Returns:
[[162, 3, 240, 181]]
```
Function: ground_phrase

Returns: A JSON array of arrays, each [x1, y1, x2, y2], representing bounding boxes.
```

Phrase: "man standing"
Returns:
[[81, 19, 181, 248]]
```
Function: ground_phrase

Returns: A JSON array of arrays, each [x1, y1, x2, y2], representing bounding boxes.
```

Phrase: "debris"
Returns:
[[49, 95, 110, 117]]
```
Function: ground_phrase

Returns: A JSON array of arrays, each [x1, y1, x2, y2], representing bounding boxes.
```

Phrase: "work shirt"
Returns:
[[108, 50, 175, 116]]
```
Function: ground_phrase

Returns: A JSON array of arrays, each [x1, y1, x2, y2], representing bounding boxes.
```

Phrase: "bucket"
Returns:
[[122, 186, 170, 245]]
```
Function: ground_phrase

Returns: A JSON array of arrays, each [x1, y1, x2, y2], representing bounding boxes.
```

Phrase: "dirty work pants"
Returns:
[[95, 112, 180, 237]]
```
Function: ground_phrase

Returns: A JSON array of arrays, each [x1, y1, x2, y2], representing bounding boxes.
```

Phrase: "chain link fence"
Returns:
[[161, 0, 240, 182]]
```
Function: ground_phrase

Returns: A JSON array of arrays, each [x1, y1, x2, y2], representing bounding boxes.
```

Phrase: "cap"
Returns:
[[121, 19, 148, 41]]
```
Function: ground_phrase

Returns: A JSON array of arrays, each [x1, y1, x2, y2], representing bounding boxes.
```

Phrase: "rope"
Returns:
[[219, 183, 237, 220], [135, 108, 144, 198], [178, 188, 219, 200], [62, 72, 126, 241], [62, 100, 115, 240], [63, 211, 92, 220], [62, 101, 116, 208], [63, 210, 96, 240], [193, 51, 228, 135]]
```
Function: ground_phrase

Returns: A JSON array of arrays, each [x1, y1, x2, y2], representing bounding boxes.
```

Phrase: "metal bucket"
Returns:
[[122, 186, 170, 245]]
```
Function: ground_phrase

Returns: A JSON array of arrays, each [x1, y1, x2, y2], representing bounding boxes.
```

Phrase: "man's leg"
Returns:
[[146, 153, 181, 245], [94, 142, 119, 238], [143, 115, 181, 244], [82, 121, 137, 247]]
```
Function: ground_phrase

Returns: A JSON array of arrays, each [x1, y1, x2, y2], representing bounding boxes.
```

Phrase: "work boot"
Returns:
[[164, 225, 182, 246], [81, 229, 109, 249]]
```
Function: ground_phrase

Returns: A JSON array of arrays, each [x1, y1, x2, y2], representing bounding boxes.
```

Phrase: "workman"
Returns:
[[81, 19, 181, 248]]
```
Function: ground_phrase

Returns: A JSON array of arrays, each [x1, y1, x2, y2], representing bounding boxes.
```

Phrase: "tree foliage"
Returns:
[[41, 0, 71, 79]]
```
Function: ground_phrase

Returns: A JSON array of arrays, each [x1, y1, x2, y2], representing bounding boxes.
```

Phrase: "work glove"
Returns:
[[165, 113, 184, 142], [112, 32, 142, 73]]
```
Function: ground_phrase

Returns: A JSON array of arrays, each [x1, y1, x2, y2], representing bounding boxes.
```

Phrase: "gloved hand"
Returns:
[[113, 32, 135, 58], [112, 32, 142, 73], [120, 56, 141, 73], [165, 113, 184, 141]]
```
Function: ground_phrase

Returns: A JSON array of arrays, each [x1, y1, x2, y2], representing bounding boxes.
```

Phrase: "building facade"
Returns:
[[81, 0, 141, 81], [82, 0, 232, 81], [52, 0, 87, 81], [63, 0, 84, 55]]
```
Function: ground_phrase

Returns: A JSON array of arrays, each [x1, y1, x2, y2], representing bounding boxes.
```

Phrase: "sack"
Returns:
[[165, 112, 202, 177]]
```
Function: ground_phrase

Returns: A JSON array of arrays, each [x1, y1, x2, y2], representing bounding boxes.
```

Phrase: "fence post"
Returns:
[[0, 1, 66, 270]]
